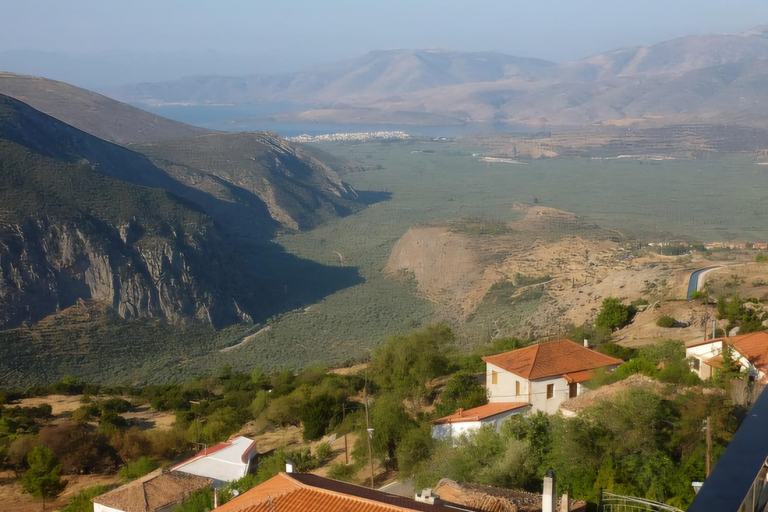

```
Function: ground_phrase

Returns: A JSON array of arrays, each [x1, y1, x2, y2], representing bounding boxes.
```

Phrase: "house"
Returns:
[[482, 338, 624, 414], [172, 436, 258, 486], [754, 243, 768, 251], [431, 402, 530, 440], [685, 331, 768, 383], [212, 471, 480, 512], [93, 469, 212, 512]]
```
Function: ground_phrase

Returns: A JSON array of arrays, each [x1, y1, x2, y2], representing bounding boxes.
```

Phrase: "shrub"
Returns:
[[595, 343, 637, 361], [117, 456, 158, 481], [300, 395, 340, 441], [327, 462, 357, 482], [595, 298, 630, 331], [690, 290, 709, 302], [62, 485, 114, 512], [315, 442, 333, 462], [656, 316, 676, 328]]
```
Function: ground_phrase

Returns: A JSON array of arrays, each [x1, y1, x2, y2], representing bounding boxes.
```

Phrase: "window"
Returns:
[[491, 371, 498, 385], [569, 382, 578, 398], [546, 383, 554, 399], [691, 358, 700, 371], [515, 381, 520, 396]]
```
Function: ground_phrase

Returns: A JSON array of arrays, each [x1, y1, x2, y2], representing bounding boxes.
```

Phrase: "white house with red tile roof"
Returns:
[[431, 339, 623, 437], [482, 339, 623, 415], [172, 436, 257, 486], [431, 402, 530, 440], [685, 331, 768, 384]]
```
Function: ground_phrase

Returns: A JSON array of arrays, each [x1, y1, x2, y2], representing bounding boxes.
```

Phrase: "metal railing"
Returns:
[[599, 491, 683, 512]]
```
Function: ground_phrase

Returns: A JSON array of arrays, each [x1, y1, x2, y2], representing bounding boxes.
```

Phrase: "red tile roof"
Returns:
[[688, 331, 768, 370], [563, 369, 595, 384], [93, 469, 212, 512], [214, 472, 481, 512], [433, 402, 529, 425], [482, 339, 624, 380]]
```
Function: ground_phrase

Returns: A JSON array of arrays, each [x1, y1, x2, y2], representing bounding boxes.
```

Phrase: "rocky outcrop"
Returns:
[[0, 215, 249, 329]]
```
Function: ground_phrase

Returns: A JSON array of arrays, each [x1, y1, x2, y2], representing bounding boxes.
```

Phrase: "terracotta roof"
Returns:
[[563, 370, 595, 384], [482, 339, 624, 380], [433, 402, 529, 425], [214, 472, 481, 512], [688, 331, 768, 371], [93, 469, 212, 512], [432, 479, 587, 512]]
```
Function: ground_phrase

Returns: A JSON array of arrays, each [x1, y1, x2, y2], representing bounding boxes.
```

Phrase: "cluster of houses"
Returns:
[[91, 333, 768, 512], [703, 241, 768, 250]]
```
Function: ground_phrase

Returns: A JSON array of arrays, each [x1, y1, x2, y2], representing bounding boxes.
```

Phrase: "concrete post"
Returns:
[[543, 468, 556, 512], [560, 491, 569, 512]]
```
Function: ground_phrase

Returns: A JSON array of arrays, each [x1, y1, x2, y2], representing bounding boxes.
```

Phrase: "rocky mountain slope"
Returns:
[[106, 26, 768, 129], [0, 94, 362, 334]]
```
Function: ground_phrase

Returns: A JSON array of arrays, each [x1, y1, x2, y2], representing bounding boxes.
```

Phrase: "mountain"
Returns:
[[105, 27, 768, 129], [104, 49, 556, 107], [0, 72, 211, 144], [0, 92, 363, 334]]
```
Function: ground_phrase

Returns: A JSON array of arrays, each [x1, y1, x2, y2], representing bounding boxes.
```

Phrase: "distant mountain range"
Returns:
[[105, 26, 768, 129]]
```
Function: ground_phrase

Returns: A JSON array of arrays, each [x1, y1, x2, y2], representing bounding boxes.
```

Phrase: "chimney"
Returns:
[[583, 339, 589, 348], [543, 468, 556, 512], [560, 491, 569, 512], [285, 457, 295, 474], [415, 489, 438, 505]]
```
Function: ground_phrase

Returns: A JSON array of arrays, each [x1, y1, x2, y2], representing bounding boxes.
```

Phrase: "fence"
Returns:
[[599, 491, 683, 512]]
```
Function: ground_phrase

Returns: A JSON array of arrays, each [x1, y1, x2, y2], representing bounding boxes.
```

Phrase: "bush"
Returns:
[[690, 290, 709, 302], [327, 462, 357, 482], [315, 442, 334, 462], [171, 487, 213, 512], [595, 343, 637, 361], [62, 485, 114, 512], [300, 395, 340, 441], [595, 298, 631, 331], [117, 456, 158, 481], [656, 316, 676, 328]]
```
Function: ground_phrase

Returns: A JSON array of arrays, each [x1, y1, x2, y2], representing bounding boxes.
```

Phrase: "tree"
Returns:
[[370, 394, 416, 469], [300, 394, 340, 441], [656, 316, 676, 328], [435, 371, 488, 417], [595, 298, 630, 332], [21, 446, 65, 508], [395, 423, 435, 476], [370, 325, 452, 400]]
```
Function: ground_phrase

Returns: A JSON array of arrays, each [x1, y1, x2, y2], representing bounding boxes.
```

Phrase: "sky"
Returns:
[[1, 0, 767, 88]]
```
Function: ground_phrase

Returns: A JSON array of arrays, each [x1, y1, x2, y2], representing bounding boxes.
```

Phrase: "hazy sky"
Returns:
[[1, 0, 767, 88]]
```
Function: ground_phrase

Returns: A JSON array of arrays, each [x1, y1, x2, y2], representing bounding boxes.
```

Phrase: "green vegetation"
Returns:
[[656, 316, 676, 328], [117, 457, 159, 481], [62, 485, 115, 512], [21, 446, 65, 503], [595, 297, 631, 332]]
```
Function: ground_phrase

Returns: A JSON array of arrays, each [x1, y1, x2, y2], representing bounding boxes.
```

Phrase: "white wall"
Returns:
[[93, 503, 125, 512], [529, 377, 570, 414], [687, 341, 764, 381], [486, 363, 529, 403], [431, 408, 530, 441]]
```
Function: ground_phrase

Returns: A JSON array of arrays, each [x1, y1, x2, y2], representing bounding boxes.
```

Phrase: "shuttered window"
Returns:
[[546, 383, 554, 399]]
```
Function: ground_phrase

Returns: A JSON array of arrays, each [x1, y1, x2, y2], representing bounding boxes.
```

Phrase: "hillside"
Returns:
[[0, 94, 365, 384], [0, 72, 210, 144], [106, 27, 768, 129]]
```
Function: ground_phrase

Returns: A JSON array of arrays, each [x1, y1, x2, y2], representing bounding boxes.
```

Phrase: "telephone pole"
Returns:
[[364, 380, 374, 489], [706, 416, 712, 477], [343, 403, 349, 464]]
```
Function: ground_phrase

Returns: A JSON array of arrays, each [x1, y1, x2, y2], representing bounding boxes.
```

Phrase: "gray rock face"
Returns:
[[0, 216, 249, 329]]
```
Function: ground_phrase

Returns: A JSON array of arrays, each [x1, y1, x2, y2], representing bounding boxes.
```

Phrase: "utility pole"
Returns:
[[706, 416, 712, 477], [343, 403, 349, 464], [364, 381, 374, 489]]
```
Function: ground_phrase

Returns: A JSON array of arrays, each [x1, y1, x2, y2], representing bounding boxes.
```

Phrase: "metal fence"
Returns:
[[599, 491, 683, 512]]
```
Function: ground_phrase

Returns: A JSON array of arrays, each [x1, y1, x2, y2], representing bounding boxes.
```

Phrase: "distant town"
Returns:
[[286, 130, 411, 143]]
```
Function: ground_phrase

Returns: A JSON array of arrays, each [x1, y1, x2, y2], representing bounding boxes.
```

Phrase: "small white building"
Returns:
[[482, 338, 624, 415], [172, 436, 258, 487], [431, 402, 530, 440], [685, 331, 768, 383]]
